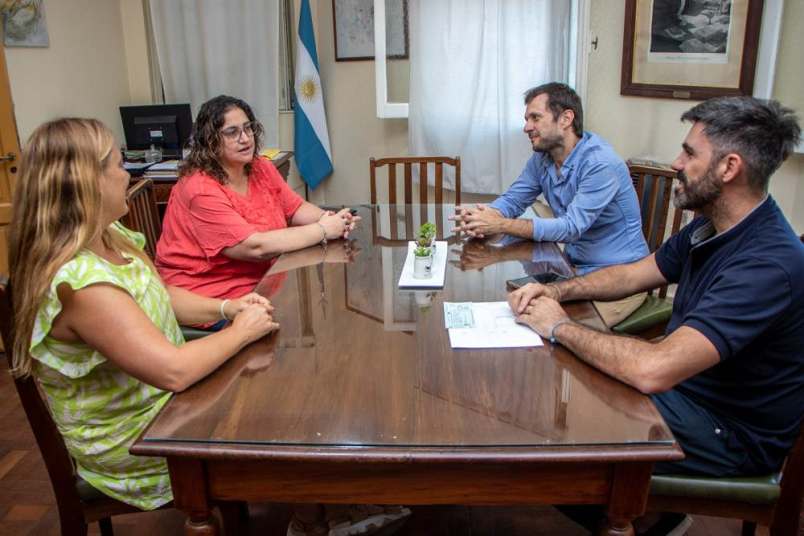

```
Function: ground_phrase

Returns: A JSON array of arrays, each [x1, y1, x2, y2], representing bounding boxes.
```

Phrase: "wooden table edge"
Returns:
[[131, 440, 683, 464]]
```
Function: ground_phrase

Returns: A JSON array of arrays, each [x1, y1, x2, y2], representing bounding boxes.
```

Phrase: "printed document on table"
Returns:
[[446, 301, 543, 348]]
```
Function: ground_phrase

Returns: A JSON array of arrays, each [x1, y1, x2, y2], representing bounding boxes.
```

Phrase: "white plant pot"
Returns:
[[413, 253, 433, 278]]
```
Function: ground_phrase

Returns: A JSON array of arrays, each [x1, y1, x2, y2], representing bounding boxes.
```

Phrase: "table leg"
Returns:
[[185, 512, 218, 536], [600, 514, 635, 536], [601, 462, 654, 536], [167, 458, 220, 536]]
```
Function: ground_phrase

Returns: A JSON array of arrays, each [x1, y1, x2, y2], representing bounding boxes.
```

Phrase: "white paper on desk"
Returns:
[[123, 161, 153, 171], [398, 241, 448, 288], [447, 301, 543, 348], [147, 160, 179, 171]]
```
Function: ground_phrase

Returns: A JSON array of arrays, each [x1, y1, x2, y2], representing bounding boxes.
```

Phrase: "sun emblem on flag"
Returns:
[[299, 77, 318, 101]]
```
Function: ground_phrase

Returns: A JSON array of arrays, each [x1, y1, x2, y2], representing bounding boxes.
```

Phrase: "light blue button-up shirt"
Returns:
[[490, 132, 648, 274]]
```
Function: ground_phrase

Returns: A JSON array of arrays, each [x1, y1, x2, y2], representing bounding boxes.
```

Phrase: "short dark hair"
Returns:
[[180, 95, 265, 183], [681, 97, 801, 192], [523, 82, 583, 137]]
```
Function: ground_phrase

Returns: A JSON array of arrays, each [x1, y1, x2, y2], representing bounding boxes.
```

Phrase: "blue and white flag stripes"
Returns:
[[294, 0, 333, 190]]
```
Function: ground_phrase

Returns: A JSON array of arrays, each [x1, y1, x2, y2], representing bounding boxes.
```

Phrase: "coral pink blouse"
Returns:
[[155, 157, 303, 299]]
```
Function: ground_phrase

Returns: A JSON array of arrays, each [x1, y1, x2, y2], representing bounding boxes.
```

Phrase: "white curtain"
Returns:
[[408, 0, 572, 194], [148, 0, 280, 147]]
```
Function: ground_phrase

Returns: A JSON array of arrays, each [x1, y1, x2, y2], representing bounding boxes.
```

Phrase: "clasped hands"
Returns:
[[507, 282, 571, 340], [449, 204, 506, 238], [223, 292, 278, 330], [319, 208, 361, 239]]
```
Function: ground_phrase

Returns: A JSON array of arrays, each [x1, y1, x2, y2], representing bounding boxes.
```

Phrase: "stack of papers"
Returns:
[[444, 302, 543, 349], [147, 160, 179, 171], [144, 160, 180, 179]]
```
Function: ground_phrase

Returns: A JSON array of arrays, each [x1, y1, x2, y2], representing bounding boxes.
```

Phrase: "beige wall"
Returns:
[[311, 0, 408, 205], [119, 0, 152, 105], [585, 1, 804, 233], [5, 0, 133, 144], [4, 1, 801, 230]]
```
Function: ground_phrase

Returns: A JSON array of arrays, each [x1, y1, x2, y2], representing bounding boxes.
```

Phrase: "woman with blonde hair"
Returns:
[[8, 117, 278, 509]]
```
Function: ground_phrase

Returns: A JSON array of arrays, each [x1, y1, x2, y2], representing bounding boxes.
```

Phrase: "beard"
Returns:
[[673, 164, 723, 210], [531, 132, 563, 154]]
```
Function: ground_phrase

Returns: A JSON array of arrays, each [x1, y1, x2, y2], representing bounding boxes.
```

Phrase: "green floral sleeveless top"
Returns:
[[29, 223, 184, 510]]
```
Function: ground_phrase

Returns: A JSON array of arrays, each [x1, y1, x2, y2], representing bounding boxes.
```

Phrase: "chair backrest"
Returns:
[[773, 417, 804, 534], [627, 161, 690, 298], [370, 156, 461, 206], [122, 179, 162, 259], [0, 277, 85, 518]]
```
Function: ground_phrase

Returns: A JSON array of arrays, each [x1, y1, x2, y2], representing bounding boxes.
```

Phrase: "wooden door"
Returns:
[[0, 45, 20, 276]]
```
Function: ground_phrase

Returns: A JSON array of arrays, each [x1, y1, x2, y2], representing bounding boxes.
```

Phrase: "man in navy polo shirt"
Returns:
[[510, 96, 803, 534]]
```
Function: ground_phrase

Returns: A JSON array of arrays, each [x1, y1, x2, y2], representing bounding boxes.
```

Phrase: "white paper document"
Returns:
[[398, 241, 448, 288], [445, 301, 543, 349], [147, 160, 179, 171]]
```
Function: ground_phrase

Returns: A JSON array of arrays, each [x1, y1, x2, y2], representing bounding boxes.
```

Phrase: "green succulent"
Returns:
[[416, 222, 436, 247], [414, 245, 432, 257]]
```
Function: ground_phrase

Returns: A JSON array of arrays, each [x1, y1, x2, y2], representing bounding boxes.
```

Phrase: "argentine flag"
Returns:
[[294, 0, 333, 190]]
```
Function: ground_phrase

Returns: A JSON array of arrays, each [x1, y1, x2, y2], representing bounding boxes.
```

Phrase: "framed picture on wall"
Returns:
[[3, 0, 49, 47], [332, 0, 408, 61], [620, 0, 764, 100]]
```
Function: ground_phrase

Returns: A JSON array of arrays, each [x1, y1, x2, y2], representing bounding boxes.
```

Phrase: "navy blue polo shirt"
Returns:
[[655, 196, 804, 473]]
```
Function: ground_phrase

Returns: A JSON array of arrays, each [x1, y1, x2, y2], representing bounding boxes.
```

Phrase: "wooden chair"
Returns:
[[119, 180, 208, 341], [0, 278, 245, 534], [0, 277, 154, 535], [121, 179, 162, 260], [648, 418, 804, 536], [369, 156, 461, 245], [612, 161, 689, 338], [370, 156, 461, 206]]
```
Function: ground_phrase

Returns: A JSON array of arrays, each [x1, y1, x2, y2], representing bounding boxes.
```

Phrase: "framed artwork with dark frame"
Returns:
[[620, 0, 764, 100], [332, 0, 408, 61]]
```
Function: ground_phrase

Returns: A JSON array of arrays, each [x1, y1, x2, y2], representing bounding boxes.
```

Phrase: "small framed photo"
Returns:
[[3, 0, 49, 48], [332, 0, 408, 62], [621, 0, 764, 100]]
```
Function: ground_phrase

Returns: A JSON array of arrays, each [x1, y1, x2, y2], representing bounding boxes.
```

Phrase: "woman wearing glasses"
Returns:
[[156, 95, 359, 313]]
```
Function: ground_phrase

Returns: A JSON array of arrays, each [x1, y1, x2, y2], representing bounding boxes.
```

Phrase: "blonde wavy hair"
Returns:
[[9, 118, 151, 378]]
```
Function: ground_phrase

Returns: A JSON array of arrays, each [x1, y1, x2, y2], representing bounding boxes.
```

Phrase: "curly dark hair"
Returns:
[[179, 95, 265, 183]]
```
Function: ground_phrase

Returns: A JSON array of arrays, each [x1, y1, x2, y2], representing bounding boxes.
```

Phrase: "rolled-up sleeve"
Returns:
[[532, 162, 618, 243], [490, 157, 543, 218]]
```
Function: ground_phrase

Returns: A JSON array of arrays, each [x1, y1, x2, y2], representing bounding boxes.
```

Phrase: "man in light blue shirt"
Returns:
[[452, 82, 649, 326]]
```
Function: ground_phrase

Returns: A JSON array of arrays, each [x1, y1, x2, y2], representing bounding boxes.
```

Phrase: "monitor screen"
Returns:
[[120, 103, 193, 157]]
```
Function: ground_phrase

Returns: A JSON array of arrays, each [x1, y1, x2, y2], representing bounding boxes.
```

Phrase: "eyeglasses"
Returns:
[[220, 121, 256, 141]]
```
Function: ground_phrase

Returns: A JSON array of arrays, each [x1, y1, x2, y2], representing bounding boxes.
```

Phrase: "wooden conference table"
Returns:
[[132, 204, 682, 536]]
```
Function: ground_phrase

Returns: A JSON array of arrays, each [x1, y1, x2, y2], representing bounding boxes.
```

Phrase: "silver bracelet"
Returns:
[[219, 299, 230, 321], [549, 319, 573, 344], [316, 222, 328, 246]]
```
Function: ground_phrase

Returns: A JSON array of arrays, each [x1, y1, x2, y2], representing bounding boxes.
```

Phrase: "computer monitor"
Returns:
[[120, 103, 193, 158]]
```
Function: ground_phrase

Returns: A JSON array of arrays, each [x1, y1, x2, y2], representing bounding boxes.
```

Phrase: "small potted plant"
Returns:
[[413, 222, 436, 278]]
